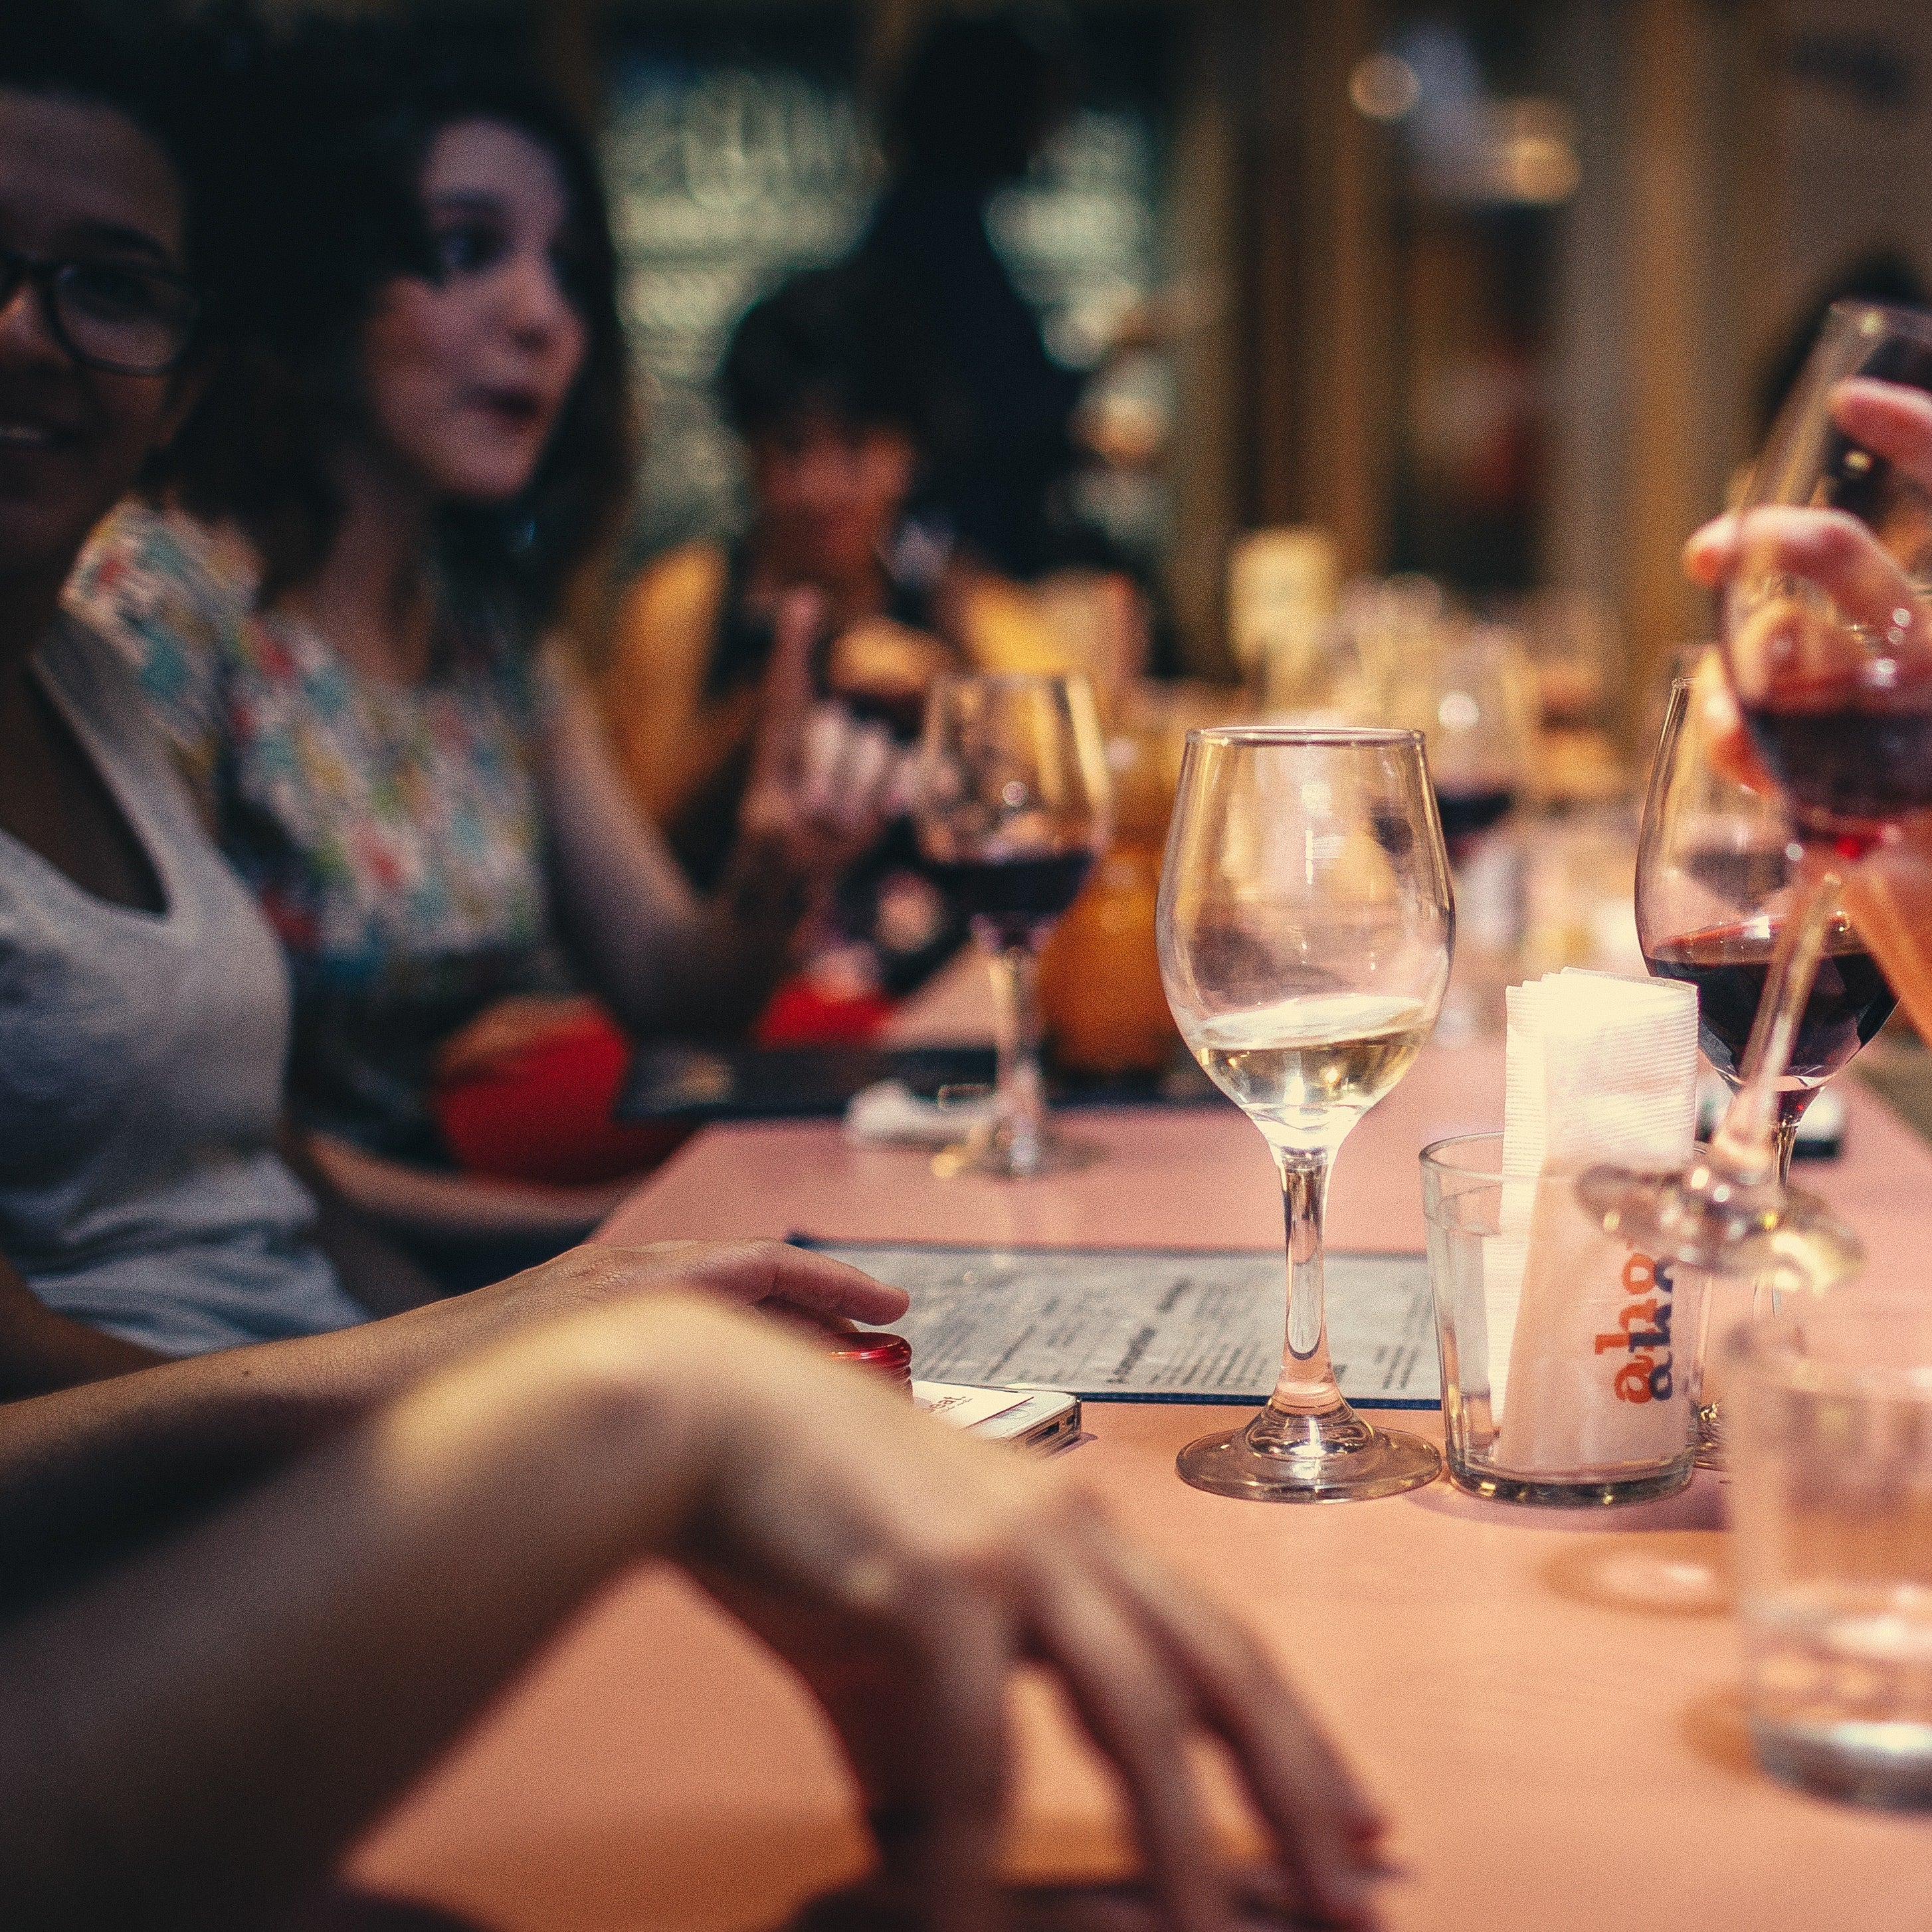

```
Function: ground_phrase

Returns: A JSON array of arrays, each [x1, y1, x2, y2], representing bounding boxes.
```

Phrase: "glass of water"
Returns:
[[1157, 726, 1454, 1500], [1728, 1294, 1932, 1806]]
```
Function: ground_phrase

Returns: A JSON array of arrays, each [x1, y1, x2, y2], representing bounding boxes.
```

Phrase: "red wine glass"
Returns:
[[1583, 302, 1932, 1289], [1636, 673, 1899, 1456], [915, 672, 1113, 1177], [1638, 674, 1896, 1182]]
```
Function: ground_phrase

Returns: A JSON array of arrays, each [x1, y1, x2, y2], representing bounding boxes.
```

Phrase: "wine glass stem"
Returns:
[[1266, 1148, 1345, 1417], [1708, 872, 1841, 1185], [1771, 1090, 1812, 1188], [987, 941, 1047, 1171]]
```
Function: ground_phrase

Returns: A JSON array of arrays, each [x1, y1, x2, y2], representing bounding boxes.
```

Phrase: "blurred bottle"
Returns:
[[1226, 528, 1338, 702], [1038, 686, 1192, 1076]]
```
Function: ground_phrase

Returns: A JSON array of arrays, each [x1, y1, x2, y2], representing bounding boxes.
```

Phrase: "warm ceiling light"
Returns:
[[1350, 52, 1421, 122]]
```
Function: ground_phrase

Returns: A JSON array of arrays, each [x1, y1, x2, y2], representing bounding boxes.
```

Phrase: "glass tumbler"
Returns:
[[1728, 1296, 1932, 1806], [1421, 1133, 1698, 1505]]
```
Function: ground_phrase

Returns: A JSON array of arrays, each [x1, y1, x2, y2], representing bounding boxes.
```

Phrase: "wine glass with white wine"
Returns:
[[1157, 727, 1454, 1500]]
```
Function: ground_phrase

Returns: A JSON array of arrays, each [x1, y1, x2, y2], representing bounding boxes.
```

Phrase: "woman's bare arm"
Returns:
[[300, 1128, 634, 1248], [542, 603, 902, 1042], [0, 1296, 1385, 1932], [0, 1240, 906, 1610]]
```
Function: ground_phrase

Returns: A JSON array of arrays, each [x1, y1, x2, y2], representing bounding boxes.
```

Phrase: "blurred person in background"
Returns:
[[0, 4, 909, 1385], [0, 53, 1391, 1916], [853, 8, 1088, 581], [69, 20, 896, 1286], [600, 264, 1073, 1036]]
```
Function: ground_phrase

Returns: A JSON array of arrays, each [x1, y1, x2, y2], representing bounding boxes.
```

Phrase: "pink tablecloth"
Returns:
[[347, 1039, 1932, 1931]]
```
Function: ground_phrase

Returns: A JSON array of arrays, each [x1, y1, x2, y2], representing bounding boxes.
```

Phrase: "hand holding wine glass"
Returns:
[[1684, 365, 1932, 1043], [1157, 727, 1453, 1500], [915, 672, 1111, 1179], [1582, 303, 1932, 1288]]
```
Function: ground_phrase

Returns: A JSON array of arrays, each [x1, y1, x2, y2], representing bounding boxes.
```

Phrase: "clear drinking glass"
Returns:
[[1157, 727, 1454, 1499], [916, 672, 1113, 1179], [1728, 1294, 1932, 1806], [1421, 1134, 1697, 1504], [1582, 302, 1932, 1290]]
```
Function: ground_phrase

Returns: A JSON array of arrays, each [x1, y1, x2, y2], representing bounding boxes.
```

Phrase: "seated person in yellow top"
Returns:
[[600, 264, 1070, 1009]]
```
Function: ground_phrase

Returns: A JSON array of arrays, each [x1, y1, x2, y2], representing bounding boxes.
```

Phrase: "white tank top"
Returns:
[[0, 616, 366, 1354]]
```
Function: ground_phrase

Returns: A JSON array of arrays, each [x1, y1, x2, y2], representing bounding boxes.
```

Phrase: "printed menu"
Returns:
[[798, 1240, 1438, 1407]]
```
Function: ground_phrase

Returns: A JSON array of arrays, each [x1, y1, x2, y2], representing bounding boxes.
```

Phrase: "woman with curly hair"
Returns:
[[70, 20, 896, 1280]]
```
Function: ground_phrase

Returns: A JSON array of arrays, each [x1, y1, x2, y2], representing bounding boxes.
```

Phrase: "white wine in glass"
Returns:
[[1158, 726, 1454, 1500]]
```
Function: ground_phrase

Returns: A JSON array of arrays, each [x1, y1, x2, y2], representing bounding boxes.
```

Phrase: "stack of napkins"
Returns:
[[846, 1080, 995, 1149], [1486, 969, 1701, 1474]]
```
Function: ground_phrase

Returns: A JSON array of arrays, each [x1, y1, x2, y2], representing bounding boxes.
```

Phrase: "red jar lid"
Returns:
[[827, 1331, 914, 1384]]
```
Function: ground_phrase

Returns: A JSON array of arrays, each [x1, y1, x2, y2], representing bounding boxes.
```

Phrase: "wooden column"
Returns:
[[1291, 0, 1393, 580], [1165, 3, 1246, 676], [1620, 0, 1769, 724]]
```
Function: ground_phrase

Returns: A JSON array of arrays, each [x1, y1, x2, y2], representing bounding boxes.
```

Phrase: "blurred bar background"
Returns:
[[156, 0, 1928, 735]]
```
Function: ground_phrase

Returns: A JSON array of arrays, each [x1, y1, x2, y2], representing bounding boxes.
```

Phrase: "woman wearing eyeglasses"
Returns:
[[68, 19, 900, 1289], [0, 22, 1387, 1928]]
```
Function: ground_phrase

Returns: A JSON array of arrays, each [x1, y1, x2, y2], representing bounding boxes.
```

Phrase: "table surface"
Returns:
[[348, 981, 1932, 1931]]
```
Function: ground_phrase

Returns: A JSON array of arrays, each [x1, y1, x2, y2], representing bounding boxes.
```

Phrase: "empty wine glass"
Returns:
[[915, 672, 1112, 1179], [1157, 727, 1454, 1499], [1582, 302, 1932, 1289]]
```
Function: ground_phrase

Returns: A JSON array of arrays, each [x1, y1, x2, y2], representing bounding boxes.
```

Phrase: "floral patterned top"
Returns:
[[68, 502, 573, 1161]]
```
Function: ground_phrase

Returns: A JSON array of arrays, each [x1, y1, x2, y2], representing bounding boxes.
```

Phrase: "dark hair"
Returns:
[[885, 9, 1078, 183], [720, 264, 946, 453], [0, 1, 235, 308], [160, 17, 632, 628]]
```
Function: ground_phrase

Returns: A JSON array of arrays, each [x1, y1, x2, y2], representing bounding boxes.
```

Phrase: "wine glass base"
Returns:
[[1576, 1160, 1863, 1293], [931, 1121, 1099, 1180], [1177, 1417, 1441, 1502]]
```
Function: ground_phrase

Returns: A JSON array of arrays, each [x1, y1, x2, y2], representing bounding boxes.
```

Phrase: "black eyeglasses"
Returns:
[[0, 246, 205, 377]]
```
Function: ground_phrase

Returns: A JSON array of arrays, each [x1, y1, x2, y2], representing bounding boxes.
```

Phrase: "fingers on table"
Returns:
[[681, 1239, 912, 1325], [1074, 1527, 1385, 1931], [902, 1602, 1015, 1932], [1028, 1561, 1229, 1932]]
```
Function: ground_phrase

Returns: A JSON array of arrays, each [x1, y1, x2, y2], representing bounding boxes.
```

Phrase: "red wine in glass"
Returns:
[[1739, 702, 1932, 834], [1644, 915, 1897, 1085], [1433, 783, 1516, 860], [929, 849, 1096, 949]]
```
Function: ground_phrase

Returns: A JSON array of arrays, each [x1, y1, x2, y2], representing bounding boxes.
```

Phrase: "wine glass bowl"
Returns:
[[916, 672, 1112, 1179], [1725, 301, 1932, 844], [1381, 620, 1536, 862], [1158, 725, 1453, 1501], [1579, 303, 1932, 1294], [1636, 675, 1897, 1178]]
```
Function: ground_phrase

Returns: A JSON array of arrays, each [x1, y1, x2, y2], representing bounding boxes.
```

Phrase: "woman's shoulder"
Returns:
[[67, 501, 260, 670], [74, 499, 257, 607]]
